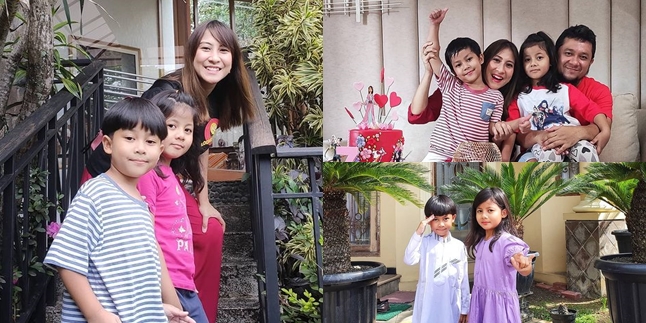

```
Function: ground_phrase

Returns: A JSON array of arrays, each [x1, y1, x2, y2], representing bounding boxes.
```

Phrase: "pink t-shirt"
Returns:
[[138, 164, 196, 291], [428, 64, 504, 159]]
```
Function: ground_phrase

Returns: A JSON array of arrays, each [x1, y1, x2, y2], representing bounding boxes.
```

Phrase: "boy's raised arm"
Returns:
[[427, 8, 449, 78]]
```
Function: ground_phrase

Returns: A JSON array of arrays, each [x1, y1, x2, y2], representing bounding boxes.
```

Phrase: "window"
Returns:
[[435, 162, 480, 241], [348, 192, 379, 256]]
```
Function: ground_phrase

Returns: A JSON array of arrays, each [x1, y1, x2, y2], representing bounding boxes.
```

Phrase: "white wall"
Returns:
[[323, 0, 645, 162]]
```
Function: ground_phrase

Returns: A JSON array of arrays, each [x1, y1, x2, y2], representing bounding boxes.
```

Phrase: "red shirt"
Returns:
[[408, 88, 443, 124], [573, 76, 613, 124]]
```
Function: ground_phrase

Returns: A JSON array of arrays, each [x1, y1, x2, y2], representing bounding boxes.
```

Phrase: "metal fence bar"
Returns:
[[0, 60, 105, 322]]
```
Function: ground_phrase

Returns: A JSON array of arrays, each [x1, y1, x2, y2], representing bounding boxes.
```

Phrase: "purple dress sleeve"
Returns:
[[503, 234, 529, 267]]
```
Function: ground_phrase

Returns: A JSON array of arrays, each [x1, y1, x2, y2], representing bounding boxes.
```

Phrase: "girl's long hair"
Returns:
[[517, 31, 561, 94], [164, 20, 255, 130], [149, 90, 205, 194], [482, 39, 520, 119], [465, 187, 518, 259]]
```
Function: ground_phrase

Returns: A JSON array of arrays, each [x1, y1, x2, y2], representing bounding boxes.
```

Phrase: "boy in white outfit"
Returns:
[[404, 195, 470, 323]]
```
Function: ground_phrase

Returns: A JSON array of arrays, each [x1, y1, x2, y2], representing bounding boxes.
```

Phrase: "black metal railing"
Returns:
[[0, 60, 105, 323], [243, 66, 323, 322]]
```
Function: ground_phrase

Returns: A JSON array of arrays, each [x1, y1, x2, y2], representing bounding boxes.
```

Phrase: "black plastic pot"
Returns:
[[322, 261, 387, 323], [595, 253, 646, 323], [549, 309, 577, 323], [611, 229, 632, 253]]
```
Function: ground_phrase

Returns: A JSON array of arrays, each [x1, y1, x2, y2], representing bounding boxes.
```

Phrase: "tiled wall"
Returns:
[[564, 219, 626, 298]]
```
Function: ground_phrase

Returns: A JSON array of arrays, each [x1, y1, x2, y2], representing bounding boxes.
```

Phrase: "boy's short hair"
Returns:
[[445, 37, 482, 74], [555, 25, 596, 59], [101, 97, 168, 140], [424, 194, 457, 218]]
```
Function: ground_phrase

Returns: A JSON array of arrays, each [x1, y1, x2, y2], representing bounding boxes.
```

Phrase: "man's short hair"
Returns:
[[555, 25, 596, 59]]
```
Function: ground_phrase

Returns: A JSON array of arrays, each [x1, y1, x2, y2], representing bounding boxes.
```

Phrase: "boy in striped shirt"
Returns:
[[45, 98, 193, 323], [422, 8, 504, 162]]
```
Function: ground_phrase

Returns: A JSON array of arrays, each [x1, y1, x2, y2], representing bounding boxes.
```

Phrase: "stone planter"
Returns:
[[595, 253, 646, 323], [323, 261, 386, 323]]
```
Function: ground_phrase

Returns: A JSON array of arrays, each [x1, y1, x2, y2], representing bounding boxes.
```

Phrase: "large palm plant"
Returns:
[[442, 163, 573, 239], [322, 162, 433, 274], [564, 162, 646, 263]]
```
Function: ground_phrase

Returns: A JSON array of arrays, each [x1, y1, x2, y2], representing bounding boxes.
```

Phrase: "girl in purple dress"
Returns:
[[465, 188, 535, 323]]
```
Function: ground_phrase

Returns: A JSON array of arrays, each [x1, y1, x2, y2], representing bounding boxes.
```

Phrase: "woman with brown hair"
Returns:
[[85, 20, 255, 322]]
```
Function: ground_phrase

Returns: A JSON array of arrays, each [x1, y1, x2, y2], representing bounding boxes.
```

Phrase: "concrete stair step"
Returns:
[[222, 232, 254, 260], [377, 274, 401, 299], [217, 205, 251, 233], [208, 181, 250, 206], [217, 297, 260, 323], [219, 259, 259, 299]]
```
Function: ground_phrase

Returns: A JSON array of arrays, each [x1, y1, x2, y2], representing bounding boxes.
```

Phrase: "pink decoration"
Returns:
[[389, 92, 402, 107], [374, 94, 388, 108], [385, 77, 395, 88], [353, 82, 364, 91], [347, 69, 403, 129]]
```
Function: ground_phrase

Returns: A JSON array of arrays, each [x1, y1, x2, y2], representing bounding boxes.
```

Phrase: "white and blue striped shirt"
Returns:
[[45, 174, 168, 322]]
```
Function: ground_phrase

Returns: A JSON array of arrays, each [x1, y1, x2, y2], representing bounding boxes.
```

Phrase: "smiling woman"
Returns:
[[83, 20, 256, 323]]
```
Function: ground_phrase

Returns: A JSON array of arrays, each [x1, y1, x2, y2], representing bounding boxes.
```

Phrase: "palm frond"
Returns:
[[442, 163, 572, 223], [564, 162, 643, 215], [323, 162, 433, 207]]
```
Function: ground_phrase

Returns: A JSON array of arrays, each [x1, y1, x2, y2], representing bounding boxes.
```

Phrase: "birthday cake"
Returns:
[[344, 69, 405, 162], [349, 129, 404, 162]]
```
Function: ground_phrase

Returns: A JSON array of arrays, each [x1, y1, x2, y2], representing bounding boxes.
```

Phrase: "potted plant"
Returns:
[[322, 162, 432, 323], [441, 163, 574, 317], [549, 304, 577, 323], [566, 162, 646, 323]]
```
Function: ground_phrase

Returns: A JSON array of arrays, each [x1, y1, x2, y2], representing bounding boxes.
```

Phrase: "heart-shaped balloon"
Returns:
[[353, 82, 364, 91], [389, 92, 402, 107], [352, 101, 362, 110], [374, 94, 388, 108], [385, 77, 394, 87], [391, 112, 399, 121]]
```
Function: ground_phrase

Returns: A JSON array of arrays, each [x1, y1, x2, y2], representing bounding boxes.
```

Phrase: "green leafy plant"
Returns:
[[1, 1, 88, 138], [272, 160, 323, 320], [279, 287, 322, 323], [250, 0, 323, 147], [441, 163, 574, 239], [322, 162, 433, 274], [1, 168, 57, 319]]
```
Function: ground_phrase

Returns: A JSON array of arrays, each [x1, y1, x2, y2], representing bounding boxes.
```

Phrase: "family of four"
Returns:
[[409, 8, 613, 162]]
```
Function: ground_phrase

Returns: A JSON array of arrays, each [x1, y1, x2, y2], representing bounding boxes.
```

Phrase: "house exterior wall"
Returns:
[[324, 0, 645, 162], [352, 163, 619, 291], [55, 0, 166, 78]]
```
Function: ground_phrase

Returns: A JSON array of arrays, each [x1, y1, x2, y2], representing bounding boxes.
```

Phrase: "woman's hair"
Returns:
[[518, 31, 561, 94], [465, 187, 518, 259], [424, 195, 457, 218], [101, 97, 167, 140], [482, 39, 520, 119], [165, 20, 255, 130], [149, 90, 205, 194]]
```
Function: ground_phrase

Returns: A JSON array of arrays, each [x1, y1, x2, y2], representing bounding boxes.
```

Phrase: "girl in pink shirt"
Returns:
[[138, 90, 208, 323]]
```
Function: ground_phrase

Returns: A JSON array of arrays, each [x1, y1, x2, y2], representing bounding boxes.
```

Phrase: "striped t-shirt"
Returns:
[[44, 174, 168, 322], [428, 64, 504, 159]]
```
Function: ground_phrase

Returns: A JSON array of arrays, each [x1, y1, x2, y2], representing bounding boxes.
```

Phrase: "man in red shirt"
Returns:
[[517, 25, 613, 156]]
